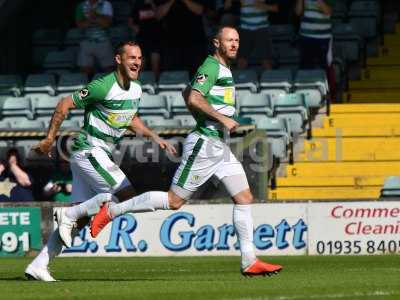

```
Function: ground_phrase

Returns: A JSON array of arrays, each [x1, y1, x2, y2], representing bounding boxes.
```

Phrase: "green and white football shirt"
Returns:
[[71, 72, 141, 153], [300, 0, 334, 39], [191, 55, 236, 138]]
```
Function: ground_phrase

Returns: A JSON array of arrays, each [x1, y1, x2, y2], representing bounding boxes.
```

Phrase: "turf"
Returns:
[[0, 256, 399, 300]]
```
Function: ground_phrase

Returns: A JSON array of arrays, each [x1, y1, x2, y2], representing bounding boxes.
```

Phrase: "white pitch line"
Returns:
[[231, 290, 398, 300]]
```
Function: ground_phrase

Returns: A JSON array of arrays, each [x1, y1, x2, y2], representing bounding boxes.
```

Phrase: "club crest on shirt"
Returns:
[[79, 88, 90, 99], [196, 74, 208, 85]]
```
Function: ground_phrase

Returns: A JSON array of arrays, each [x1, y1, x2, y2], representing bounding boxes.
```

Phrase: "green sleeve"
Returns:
[[72, 79, 107, 108], [190, 62, 219, 96], [75, 3, 86, 22]]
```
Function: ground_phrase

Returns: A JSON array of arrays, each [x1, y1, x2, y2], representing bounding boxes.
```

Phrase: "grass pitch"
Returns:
[[0, 256, 399, 300]]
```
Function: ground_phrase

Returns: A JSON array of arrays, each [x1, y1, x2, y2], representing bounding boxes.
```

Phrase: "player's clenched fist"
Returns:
[[221, 116, 239, 132], [32, 138, 54, 157]]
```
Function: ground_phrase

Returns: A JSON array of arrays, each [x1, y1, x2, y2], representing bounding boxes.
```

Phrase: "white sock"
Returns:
[[109, 191, 169, 218], [66, 193, 114, 220], [233, 204, 256, 269], [30, 229, 63, 269]]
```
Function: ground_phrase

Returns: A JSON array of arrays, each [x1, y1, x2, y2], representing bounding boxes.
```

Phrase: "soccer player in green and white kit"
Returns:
[[89, 26, 283, 276], [24, 41, 176, 281]]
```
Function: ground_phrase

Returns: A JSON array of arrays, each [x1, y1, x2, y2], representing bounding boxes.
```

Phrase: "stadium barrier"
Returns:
[[1, 200, 399, 257]]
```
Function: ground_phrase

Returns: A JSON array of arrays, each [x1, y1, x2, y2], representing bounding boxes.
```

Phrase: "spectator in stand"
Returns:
[[0, 160, 11, 201], [0, 149, 34, 202], [218, 0, 240, 26], [75, 0, 114, 77], [231, 0, 279, 70], [295, 0, 336, 101], [156, 0, 212, 75], [129, 0, 163, 79], [43, 160, 72, 203]]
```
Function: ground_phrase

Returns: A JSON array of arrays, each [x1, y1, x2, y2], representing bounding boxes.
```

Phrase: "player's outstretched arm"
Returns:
[[184, 87, 239, 132], [32, 96, 76, 157], [128, 116, 177, 155]]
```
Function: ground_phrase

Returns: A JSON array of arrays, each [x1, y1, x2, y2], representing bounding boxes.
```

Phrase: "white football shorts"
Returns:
[[70, 147, 131, 204]]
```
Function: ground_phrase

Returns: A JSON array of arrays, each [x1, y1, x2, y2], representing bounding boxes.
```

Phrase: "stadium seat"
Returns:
[[333, 23, 363, 63], [158, 71, 189, 91], [0, 75, 23, 96], [57, 73, 88, 93], [232, 69, 258, 92], [380, 176, 400, 197], [69, 116, 84, 127], [259, 69, 292, 99], [139, 94, 169, 118], [257, 117, 290, 159], [32, 29, 63, 68], [146, 118, 182, 128], [294, 69, 328, 108], [0, 120, 10, 129], [169, 93, 188, 114], [268, 24, 295, 47], [32, 95, 58, 117], [238, 93, 273, 117], [43, 50, 75, 70], [272, 93, 309, 135], [139, 71, 157, 94], [10, 119, 44, 129], [349, 1, 380, 39], [24, 74, 57, 96], [59, 120, 80, 130], [274, 45, 300, 69], [172, 115, 196, 127], [0, 97, 34, 120]]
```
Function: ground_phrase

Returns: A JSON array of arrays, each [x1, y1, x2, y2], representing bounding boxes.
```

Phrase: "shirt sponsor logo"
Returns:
[[79, 88, 90, 99], [196, 74, 208, 85]]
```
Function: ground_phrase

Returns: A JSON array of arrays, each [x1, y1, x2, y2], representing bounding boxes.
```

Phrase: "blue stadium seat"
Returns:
[[32, 95, 58, 118], [238, 93, 273, 117], [0, 97, 34, 120], [294, 69, 328, 108], [32, 29, 63, 67], [158, 71, 189, 91], [146, 118, 182, 128], [57, 73, 88, 94], [43, 50, 75, 71], [333, 23, 363, 63], [24, 74, 57, 96], [257, 117, 290, 159], [232, 69, 258, 93], [0, 75, 23, 97], [139, 94, 169, 118], [349, 1, 380, 39], [10, 119, 44, 130], [139, 71, 157, 95], [380, 176, 400, 197], [272, 93, 309, 135], [259, 69, 292, 99]]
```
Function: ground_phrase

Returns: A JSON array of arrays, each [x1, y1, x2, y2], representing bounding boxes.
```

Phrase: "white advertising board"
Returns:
[[57, 202, 400, 257], [59, 204, 307, 256], [308, 202, 400, 255]]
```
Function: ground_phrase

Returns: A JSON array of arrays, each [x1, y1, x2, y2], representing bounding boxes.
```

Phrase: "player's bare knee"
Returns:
[[168, 191, 185, 210], [233, 189, 254, 205]]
